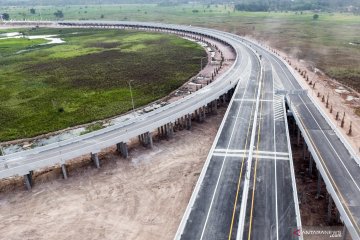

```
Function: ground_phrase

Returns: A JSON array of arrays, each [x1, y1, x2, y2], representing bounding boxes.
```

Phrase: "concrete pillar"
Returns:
[[213, 100, 218, 114], [195, 109, 200, 122], [335, 208, 341, 224], [161, 126, 164, 136], [327, 194, 333, 223], [167, 123, 174, 138], [222, 94, 226, 104], [342, 225, 348, 240], [316, 169, 322, 198], [181, 117, 185, 129], [61, 164, 68, 179], [297, 129, 301, 146], [91, 153, 100, 168], [117, 142, 128, 158], [303, 144, 306, 159], [164, 124, 169, 139], [309, 155, 313, 176], [148, 132, 153, 149], [24, 171, 33, 190], [187, 114, 192, 130]]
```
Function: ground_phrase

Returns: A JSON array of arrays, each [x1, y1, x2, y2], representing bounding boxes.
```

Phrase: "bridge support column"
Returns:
[[200, 107, 205, 122], [117, 142, 128, 158], [161, 126, 165, 136], [297, 129, 301, 146], [196, 109, 200, 122], [327, 194, 333, 223], [147, 132, 153, 149], [61, 164, 68, 179], [222, 94, 227, 104], [167, 123, 174, 138], [24, 171, 33, 190], [342, 225, 348, 240], [335, 208, 341, 224], [213, 100, 218, 114], [186, 114, 192, 130], [316, 169, 322, 198], [303, 144, 307, 159], [309, 155, 313, 176], [91, 153, 100, 169]]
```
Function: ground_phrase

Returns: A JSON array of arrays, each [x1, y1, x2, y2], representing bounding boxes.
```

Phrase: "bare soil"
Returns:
[[0, 108, 225, 240], [276, 45, 360, 158]]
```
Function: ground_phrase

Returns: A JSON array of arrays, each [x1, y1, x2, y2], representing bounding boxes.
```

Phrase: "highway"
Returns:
[[0, 21, 251, 179], [1, 21, 360, 240], [176, 33, 300, 240], [178, 41, 262, 240], [240, 37, 360, 239]]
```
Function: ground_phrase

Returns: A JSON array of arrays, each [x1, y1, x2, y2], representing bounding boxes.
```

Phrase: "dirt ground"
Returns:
[[0, 108, 225, 240]]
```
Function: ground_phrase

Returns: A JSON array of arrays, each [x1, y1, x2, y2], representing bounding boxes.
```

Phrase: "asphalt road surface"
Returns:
[[1, 21, 359, 240]]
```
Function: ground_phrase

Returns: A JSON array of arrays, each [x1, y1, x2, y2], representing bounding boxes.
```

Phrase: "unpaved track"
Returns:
[[0, 108, 225, 240]]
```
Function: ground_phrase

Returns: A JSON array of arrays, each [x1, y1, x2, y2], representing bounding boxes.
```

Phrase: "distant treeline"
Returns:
[[234, 0, 360, 12], [0, 0, 159, 5], [0, 0, 359, 12]]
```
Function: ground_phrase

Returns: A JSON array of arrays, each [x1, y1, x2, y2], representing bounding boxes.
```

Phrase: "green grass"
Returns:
[[2, 4, 358, 90], [80, 122, 104, 135], [0, 37, 48, 56], [0, 28, 206, 141]]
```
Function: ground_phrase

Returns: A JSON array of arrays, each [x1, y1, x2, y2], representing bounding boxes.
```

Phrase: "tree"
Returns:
[[30, 8, 36, 14], [313, 14, 319, 20], [100, 14, 104, 19], [1, 13, 10, 20], [54, 10, 64, 19]]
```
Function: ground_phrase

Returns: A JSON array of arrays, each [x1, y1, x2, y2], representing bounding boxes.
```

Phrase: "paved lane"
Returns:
[[179, 46, 261, 240], [241, 58, 298, 240]]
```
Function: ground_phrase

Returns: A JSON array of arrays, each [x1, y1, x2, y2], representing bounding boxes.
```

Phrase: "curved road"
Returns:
[[1, 21, 359, 240]]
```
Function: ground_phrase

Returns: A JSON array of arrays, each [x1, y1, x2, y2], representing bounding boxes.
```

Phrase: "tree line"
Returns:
[[234, 0, 360, 12]]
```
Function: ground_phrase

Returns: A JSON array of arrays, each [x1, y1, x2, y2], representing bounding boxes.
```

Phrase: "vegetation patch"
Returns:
[[2, 4, 357, 91], [0, 28, 206, 141], [355, 108, 360, 117]]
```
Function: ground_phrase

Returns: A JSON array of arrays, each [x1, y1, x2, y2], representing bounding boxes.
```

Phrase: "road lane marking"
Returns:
[[214, 149, 288, 156], [298, 96, 360, 193], [269, 50, 360, 235], [272, 67, 279, 240], [237, 55, 264, 240], [227, 85, 257, 240], [214, 149, 248, 153], [199, 56, 255, 240], [213, 153, 289, 161], [295, 107, 360, 234], [247, 64, 266, 240], [233, 99, 276, 102]]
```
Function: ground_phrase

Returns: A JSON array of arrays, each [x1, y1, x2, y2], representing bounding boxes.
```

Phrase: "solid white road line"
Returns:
[[298, 95, 360, 193], [272, 66, 279, 240], [236, 60, 263, 240], [199, 57, 254, 240]]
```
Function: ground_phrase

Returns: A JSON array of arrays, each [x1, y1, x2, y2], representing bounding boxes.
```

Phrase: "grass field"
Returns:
[[1, 4, 358, 91], [0, 28, 206, 141]]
